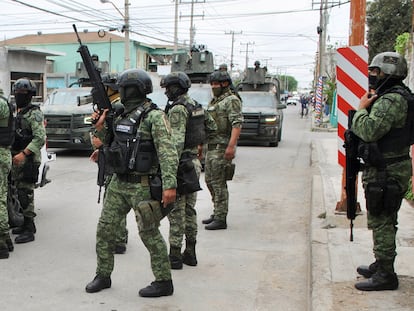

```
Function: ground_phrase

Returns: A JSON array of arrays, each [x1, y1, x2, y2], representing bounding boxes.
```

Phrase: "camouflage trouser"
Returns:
[[168, 158, 201, 248], [364, 160, 411, 274], [0, 148, 11, 246], [11, 162, 36, 219], [205, 148, 231, 221], [96, 174, 171, 281], [103, 175, 128, 246]]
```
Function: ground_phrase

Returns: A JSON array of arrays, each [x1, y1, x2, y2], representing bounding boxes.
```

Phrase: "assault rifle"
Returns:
[[344, 109, 361, 241], [73, 24, 112, 116]]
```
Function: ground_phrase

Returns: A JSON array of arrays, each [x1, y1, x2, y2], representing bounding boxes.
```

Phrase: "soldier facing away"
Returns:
[[351, 52, 412, 291], [85, 68, 179, 298]]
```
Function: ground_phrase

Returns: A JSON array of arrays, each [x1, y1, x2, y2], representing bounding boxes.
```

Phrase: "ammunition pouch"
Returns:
[[136, 200, 173, 231], [358, 142, 385, 168], [225, 162, 236, 181], [149, 174, 163, 202], [105, 140, 155, 174], [22, 155, 40, 184], [365, 180, 402, 216], [177, 154, 201, 195]]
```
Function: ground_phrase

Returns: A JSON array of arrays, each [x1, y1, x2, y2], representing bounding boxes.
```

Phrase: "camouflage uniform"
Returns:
[[205, 88, 243, 222], [11, 104, 45, 220], [352, 88, 411, 275], [93, 98, 178, 281], [166, 94, 200, 249], [0, 94, 12, 254]]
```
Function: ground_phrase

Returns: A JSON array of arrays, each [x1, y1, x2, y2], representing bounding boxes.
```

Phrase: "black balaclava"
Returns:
[[15, 92, 32, 108]]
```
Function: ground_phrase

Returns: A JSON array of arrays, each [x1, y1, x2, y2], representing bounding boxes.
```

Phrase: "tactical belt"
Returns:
[[383, 155, 411, 165], [207, 143, 228, 151], [117, 173, 143, 183]]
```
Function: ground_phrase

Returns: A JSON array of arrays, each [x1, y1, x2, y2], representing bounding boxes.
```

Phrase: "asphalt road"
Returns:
[[2, 106, 333, 311]]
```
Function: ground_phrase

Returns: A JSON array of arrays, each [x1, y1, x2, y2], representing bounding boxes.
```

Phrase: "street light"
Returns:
[[100, 0, 130, 69]]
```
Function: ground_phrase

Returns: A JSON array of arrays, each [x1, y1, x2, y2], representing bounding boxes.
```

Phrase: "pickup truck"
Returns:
[[42, 87, 94, 150]]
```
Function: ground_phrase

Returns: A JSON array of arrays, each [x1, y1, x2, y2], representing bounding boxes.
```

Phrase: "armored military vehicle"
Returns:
[[237, 63, 287, 147]]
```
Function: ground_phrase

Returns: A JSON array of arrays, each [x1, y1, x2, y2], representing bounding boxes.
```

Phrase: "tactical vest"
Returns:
[[0, 95, 15, 147], [11, 104, 39, 151], [106, 103, 157, 174], [376, 86, 414, 152], [168, 98, 206, 148]]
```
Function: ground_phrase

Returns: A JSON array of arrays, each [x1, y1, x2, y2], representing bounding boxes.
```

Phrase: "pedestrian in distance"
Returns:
[[0, 88, 15, 258], [10, 78, 46, 244], [202, 70, 243, 230], [351, 52, 412, 291], [160, 71, 216, 269], [85, 68, 179, 298]]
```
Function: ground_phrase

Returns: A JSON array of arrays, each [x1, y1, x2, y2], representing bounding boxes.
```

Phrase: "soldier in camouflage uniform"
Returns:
[[85, 69, 179, 298], [161, 72, 216, 269], [10, 78, 46, 244], [0, 88, 14, 258], [89, 74, 129, 254], [202, 71, 243, 230], [352, 52, 412, 291]]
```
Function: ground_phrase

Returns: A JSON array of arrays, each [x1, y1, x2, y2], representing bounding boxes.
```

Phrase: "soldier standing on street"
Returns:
[[351, 52, 412, 291], [160, 71, 216, 269], [0, 88, 15, 258], [89, 74, 129, 254], [85, 68, 179, 298], [202, 71, 243, 230], [10, 78, 46, 244]]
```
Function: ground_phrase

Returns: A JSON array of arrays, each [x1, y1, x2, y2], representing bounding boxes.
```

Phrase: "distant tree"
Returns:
[[278, 75, 298, 92], [366, 0, 412, 61]]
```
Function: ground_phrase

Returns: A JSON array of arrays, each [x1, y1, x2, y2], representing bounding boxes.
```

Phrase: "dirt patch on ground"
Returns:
[[331, 276, 414, 311]]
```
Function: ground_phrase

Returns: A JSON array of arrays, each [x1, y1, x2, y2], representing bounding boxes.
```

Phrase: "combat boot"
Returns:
[[15, 217, 36, 244], [355, 271, 399, 291], [357, 261, 379, 278], [169, 246, 183, 270], [182, 239, 197, 266], [138, 280, 174, 297], [0, 242, 9, 259], [205, 219, 227, 230], [114, 244, 127, 254], [85, 275, 111, 293], [202, 215, 214, 224]]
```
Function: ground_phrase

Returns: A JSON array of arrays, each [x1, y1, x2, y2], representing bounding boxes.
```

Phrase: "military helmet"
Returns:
[[219, 63, 228, 70], [254, 60, 260, 66], [117, 68, 153, 95], [209, 70, 232, 84], [368, 52, 407, 80], [160, 71, 191, 90], [13, 78, 37, 95]]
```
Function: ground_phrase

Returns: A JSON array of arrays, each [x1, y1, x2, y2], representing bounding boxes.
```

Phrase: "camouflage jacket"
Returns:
[[97, 98, 178, 190], [352, 88, 411, 186], [166, 93, 217, 158], [207, 88, 243, 145], [12, 104, 46, 163], [0, 96, 9, 128]]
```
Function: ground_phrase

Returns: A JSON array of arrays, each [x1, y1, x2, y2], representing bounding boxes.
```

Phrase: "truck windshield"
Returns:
[[45, 89, 91, 106]]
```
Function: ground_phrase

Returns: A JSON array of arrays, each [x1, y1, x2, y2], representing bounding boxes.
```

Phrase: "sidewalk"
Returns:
[[311, 136, 414, 311]]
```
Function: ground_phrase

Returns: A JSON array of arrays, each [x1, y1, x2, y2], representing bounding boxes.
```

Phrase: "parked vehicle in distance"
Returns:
[[41, 87, 94, 150], [238, 91, 286, 147], [286, 97, 299, 106]]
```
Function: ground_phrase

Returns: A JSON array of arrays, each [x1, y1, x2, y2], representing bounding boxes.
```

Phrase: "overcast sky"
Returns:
[[1, 0, 351, 88]]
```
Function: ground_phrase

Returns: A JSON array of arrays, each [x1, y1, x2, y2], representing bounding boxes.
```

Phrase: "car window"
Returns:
[[44, 88, 92, 106], [239, 92, 276, 108]]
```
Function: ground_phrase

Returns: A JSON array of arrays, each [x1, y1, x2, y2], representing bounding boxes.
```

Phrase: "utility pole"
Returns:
[[349, 0, 366, 46], [225, 30, 242, 72], [240, 42, 254, 70], [180, 0, 205, 49], [124, 0, 130, 69], [174, 0, 179, 51]]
